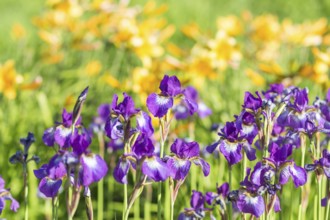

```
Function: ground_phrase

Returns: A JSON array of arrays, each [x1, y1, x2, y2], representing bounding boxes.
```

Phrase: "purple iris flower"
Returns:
[[207, 121, 256, 165], [262, 84, 284, 103], [166, 139, 210, 180], [277, 88, 325, 137], [173, 86, 211, 120], [305, 149, 330, 178], [178, 190, 208, 219], [0, 176, 19, 214], [205, 182, 229, 216], [235, 111, 258, 144], [228, 168, 265, 217], [105, 93, 141, 140], [42, 109, 92, 151], [147, 75, 197, 118], [136, 111, 154, 137], [113, 134, 169, 183], [111, 93, 140, 121], [34, 153, 67, 197], [242, 91, 263, 113]]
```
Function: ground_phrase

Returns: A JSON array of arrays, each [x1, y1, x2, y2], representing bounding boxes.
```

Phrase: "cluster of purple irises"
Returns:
[[180, 84, 330, 219]]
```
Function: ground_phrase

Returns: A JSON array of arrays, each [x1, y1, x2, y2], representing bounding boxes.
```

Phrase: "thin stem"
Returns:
[[228, 165, 232, 220], [23, 164, 28, 220], [124, 176, 147, 220], [299, 134, 306, 220], [157, 118, 166, 220], [318, 176, 323, 220], [85, 195, 94, 220], [123, 184, 128, 220], [97, 132, 105, 220]]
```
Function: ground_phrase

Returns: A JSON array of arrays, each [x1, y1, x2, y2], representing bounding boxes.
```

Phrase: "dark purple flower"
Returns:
[[208, 121, 256, 165], [242, 91, 263, 112], [111, 93, 140, 121], [159, 75, 182, 96], [38, 178, 62, 198], [279, 161, 307, 187], [306, 149, 330, 178], [167, 139, 210, 180], [90, 103, 111, 133]]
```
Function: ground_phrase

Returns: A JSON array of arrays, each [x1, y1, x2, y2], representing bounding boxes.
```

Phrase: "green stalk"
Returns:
[[23, 164, 29, 220], [169, 178, 174, 220], [123, 184, 128, 220], [144, 185, 152, 220], [85, 192, 94, 220], [124, 176, 147, 220], [97, 132, 105, 220], [157, 118, 166, 220], [318, 177, 323, 220], [299, 134, 306, 220], [228, 164, 232, 220], [52, 196, 59, 220]]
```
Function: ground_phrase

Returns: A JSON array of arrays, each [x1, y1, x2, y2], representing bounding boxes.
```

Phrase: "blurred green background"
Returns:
[[0, 0, 329, 219]]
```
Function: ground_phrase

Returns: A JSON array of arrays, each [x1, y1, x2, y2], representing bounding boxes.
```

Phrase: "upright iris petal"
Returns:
[[159, 75, 182, 96]]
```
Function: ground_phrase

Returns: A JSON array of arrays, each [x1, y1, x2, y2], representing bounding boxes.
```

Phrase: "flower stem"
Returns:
[[23, 164, 29, 220], [124, 176, 147, 220], [85, 193, 94, 220], [97, 132, 105, 220], [123, 184, 128, 220], [228, 164, 232, 220], [299, 134, 306, 220], [52, 196, 58, 220], [157, 118, 166, 220]]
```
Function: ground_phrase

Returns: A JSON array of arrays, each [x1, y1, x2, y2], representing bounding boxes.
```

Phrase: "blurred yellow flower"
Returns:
[[85, 60, 102, 76], [216, 15, 243, 36], [250, 15, 280, 43], [245, 68, 265, 86], [11, 23, 27, 40], [0, 60, 20, 99]]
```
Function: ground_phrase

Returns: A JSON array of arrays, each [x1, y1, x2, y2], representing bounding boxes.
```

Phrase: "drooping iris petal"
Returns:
[[167, 157, 191, 180], [97, 104, 111, 122], [182, 95, 198, 115], [113, 158, 131, 184], [39, 178, 62, 198], [142, 156, 170, 182], [206, 142, 219, 154], [192, 158, 210, 176], [279, 162, 307, 187], [219, 140, 242, 165], [242, 143, 256, 161], [136, 111, 154, 137], [236, 193, 265, 217], [34, 164, 48, 179], [54, 126, 72, 148], [43, 127, 55, 146], [47, 155, 67, 179], [159, 75, 182, 96], [80, 154, 108, 186], [146, 93, 173, 118], [197, 102, 212, 118], [9, 197, 19, 212], [173, 104, 190, 120], [274, 195, 281, 212]]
